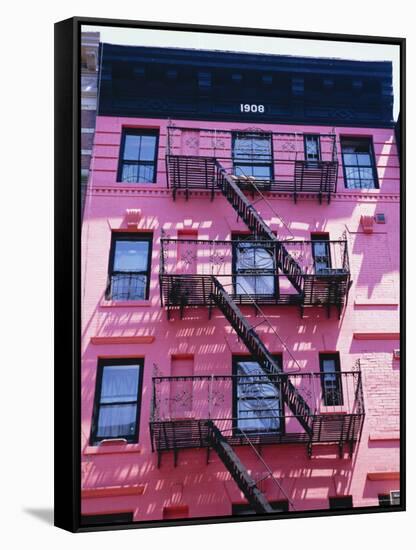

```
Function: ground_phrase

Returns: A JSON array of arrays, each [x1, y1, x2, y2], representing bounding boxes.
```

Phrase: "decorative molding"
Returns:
[[88, 185, 400, 202], [369, 432, 400, 442], [353, 332, 399, 340], [354, 300, 398, 306], [100, 299, 151, 308], [367, 471, 400, 481], [90, 336, 155, 345], [83, 443, 142, 456], [125, 208, 142, 228]]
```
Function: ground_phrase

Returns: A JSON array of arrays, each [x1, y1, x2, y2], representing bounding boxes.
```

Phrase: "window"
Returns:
[[233, 235, 276, 296], [90, 358, 144, 445], [232, 501, 289, 516], [341, 137, 378, 189], [319, 353, 343, 406], [232, 132, 273, 181], [379, 492, 400, 507], [106, 233, 152, 301], [329, 496, 353, 509], [311, 233, 331, 274], [304, 135, 321, 165], [81, 512, 134, 526], [233, 356, 283, 434], [118, 129, 158, 183]]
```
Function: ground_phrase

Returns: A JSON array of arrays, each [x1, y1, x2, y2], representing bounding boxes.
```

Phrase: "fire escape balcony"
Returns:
[[160, 238, 351, 317], [149, 370, 365, 463], [166, 126, 338, 203]]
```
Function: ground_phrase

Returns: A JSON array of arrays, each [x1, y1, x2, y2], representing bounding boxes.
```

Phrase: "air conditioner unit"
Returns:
[[393, 349, 400, 360], [375, 213, 386, 224], [390, 490, 400, 505]]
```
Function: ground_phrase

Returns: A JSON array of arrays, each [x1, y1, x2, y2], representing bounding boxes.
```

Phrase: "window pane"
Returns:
[[138, 135, 157, 161], [357, 153, 372, 166], [305, 136, 319, 159], [123, 134, 141, 160], [342, 153, 358, 166], [113, 240, 149, 271], [96, 403, 137, 438], [313, 242, 328, 257], [234, 134, 271, 161], [236, 244, 274, 269], [100, 365, 140, 404], [322, 359, 336, 373], [252, 165, 271, 180], [359, 168, 375, 187], [237, 399, 280, 431], [254, 275, 275, 294], [236, 272, 275, 295], [345, 167, 361, 188], [237, 361, 280, 398], [236, 244, 256, 269], [138, 164, 155, 183], [111, 274, 147, 300], [236, 275, 256, 295], [234, 165, 254, 177], [121, 163, 139, 183]]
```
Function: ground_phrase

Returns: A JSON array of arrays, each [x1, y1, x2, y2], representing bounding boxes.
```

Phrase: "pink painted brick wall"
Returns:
[[81, 116, 400, 520]]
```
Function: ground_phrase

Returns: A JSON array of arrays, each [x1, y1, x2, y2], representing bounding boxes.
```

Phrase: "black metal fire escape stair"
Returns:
[[206, 420, 274, 514], [210, 277, 314, 435], [214, 161, 304, 294]]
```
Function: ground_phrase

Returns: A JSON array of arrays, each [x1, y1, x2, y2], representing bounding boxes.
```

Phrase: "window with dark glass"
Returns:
[[106, 233, 152, 301], [232, 132, 273, 180], [341, 137, 378, 189], [304, 135, 321, 165], [378, 492, 400, 507], [329, 496, 353, 509], [118, 129, 158, 183], [90, 358, 143, 445], [311, 233, 331, 274], [232, 501, 289, 516], [233, 235, 276, 296], [233, 356, 283, 434], [319, 353, 343, 406]]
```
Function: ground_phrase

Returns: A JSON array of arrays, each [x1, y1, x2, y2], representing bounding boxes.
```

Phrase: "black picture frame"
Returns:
[[54, 16, 406, 533]]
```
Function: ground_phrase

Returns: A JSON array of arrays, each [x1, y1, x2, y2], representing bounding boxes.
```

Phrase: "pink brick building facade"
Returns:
[[80, 45, 400, 525]]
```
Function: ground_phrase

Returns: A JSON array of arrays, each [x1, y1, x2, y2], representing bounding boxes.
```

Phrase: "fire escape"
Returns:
[[150, 126, 364, 514]]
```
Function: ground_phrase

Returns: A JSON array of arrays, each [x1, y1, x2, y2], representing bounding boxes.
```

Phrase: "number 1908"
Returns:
[[240, 103, 265, 113]]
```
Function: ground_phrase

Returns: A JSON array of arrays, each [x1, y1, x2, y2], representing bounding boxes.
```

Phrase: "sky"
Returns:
[[83, 25, 400, 119]]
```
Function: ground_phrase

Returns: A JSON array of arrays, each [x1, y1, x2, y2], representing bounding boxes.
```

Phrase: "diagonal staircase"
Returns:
[[210, 277, 314, 435], [214, 161, 304, 294], [206, 420, 274, 514]]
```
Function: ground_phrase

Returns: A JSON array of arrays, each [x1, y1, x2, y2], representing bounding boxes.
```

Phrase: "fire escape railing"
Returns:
[[150, 371, 365, 453], [159, 237, 351, 315], [166, 126, 338, 203]]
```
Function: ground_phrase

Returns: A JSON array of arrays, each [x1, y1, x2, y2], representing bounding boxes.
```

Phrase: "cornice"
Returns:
[[88, 186, 400, 203]]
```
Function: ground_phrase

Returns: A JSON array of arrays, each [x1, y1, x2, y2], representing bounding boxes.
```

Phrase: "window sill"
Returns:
[[100, 299, 151, 308], [319, 408, 347, 415], [83, 442, 142, 456]]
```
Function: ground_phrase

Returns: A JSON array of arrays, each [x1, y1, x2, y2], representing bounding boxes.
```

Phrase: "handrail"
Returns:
[[231, 167, 295, 240], [220, 279, 303, 372], [152, 371, 361, 382], [160, 237, 348, 246]]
